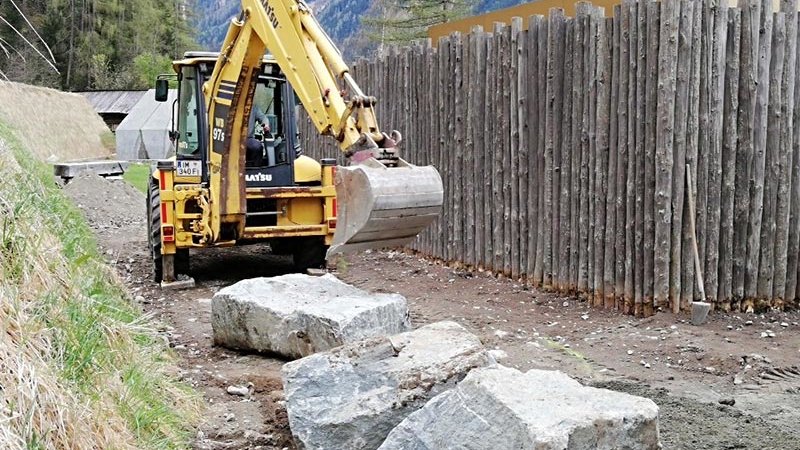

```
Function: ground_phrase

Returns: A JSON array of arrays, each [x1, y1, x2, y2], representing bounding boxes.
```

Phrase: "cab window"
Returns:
[[177, 66, 200, 157]]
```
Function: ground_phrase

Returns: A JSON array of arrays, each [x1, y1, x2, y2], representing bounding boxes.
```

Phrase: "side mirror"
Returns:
[[155, 79, 169, 102]]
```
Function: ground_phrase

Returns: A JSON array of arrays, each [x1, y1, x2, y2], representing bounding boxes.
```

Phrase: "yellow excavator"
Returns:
[[149, 0, 443, 283]]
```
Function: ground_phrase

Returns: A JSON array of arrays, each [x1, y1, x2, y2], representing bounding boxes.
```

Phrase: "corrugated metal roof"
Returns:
[[78, 90, 147, 114]]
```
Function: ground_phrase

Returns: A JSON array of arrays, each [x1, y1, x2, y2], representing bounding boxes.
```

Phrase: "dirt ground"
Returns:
[[64, 174, 800, 450]]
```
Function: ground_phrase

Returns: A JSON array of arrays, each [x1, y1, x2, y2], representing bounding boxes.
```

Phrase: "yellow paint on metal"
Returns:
[[288, 197, 325, 224], [294, 155, 323, 183]]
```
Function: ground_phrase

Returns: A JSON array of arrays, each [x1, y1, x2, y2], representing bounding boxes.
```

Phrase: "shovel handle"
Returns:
[[686, 164, 707, 304]]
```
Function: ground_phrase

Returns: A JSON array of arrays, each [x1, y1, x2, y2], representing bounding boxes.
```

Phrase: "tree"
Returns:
[[0, 0, 197, 91], [362, 0, 475, 48]]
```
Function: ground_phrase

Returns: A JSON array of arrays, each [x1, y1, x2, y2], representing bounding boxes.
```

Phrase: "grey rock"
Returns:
[[379, 366, 660, 450], [212, 274, 410, 359], [282, 321, 492, 450], [691, 302, 711, 326]]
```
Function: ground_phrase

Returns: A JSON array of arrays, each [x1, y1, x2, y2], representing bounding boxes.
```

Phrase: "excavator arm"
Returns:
[[203, 0, 443, 254]]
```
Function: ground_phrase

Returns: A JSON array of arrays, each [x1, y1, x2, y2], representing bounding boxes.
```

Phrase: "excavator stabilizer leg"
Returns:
[[327, 158, 443, 258]]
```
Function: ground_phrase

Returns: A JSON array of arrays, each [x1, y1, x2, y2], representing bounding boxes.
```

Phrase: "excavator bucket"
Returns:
[[327, 158, 443, 257]]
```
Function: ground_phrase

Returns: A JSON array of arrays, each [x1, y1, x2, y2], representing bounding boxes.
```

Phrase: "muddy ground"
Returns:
[[65, 175, 800, 450]]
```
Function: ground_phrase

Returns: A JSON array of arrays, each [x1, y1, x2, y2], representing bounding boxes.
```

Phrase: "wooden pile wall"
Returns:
[[299, 0, 800, 316]]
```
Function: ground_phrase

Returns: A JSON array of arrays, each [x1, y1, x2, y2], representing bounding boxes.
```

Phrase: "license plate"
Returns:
[[176, 160, 202, 177]]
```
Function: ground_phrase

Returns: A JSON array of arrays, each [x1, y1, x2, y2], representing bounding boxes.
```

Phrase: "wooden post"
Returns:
[[704, 0, 728, 306], [616, 2, 632, 310], [515, 18, 529, 281], [544, 10, 565, 288], [718, 7, 742, 310], [464, 31, 474, 267], [571, 10, 585, 289], [773, 0, 797, 305], [474, 29, 487, 270], [634, 0, 648, 315], [670, 0, 696, 313], [490, 29, 500, 271], [605, 10, 621, 308], [788, 14, 800, 306], [452, 34, 465, 266], [559, 19, 575, 289], [577, 2, 592, 292], [744, 0, 773, 306], [624, 0, 639, 314], [682, 1, 703, 309], [436, 37, 447, 260], [642, 0, 660, 316], [595, 16, 611, 306], [501, 25, 513, 277], [695, 2, 711, 306], [757, 12, 786, 303], [527, 17, 542, 281], [655, 0, 680, 311], [733, 0, 760, 304], [534, 18, 549, 285]]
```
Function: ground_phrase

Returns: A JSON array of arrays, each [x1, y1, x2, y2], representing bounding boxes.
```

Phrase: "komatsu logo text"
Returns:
[[246, 173, 273, 182], [260, 0, 280, 28]]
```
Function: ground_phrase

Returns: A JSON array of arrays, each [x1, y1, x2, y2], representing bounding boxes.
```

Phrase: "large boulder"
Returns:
[[212, 274, 411, 359], [282, 321, 494, 450], [379, 366, 661, 450]]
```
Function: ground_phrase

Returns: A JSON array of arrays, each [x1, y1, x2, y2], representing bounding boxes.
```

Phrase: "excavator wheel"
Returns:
[[147, 175, 189, 282], [292, 237, 327, 272], [147, 175, 164, 283]]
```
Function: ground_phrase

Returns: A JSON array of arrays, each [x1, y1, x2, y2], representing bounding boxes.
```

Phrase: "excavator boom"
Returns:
[[205, 0, 442, 256]]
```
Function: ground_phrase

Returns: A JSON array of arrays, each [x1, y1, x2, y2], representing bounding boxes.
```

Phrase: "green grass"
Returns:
[[0, 121, 198, 449], [124, 163, 152, 194]]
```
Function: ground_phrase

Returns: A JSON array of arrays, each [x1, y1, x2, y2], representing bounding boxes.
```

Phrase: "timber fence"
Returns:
[[300, 0, 800, 316]]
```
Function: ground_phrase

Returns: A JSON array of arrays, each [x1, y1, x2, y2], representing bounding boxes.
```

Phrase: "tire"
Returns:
[[147, 175, 163, 282], [292, 237, 328, 272]]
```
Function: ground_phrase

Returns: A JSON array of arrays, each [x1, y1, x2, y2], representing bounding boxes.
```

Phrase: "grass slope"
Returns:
[[0, 121, 199, 449], [124, 163, 152, 194]]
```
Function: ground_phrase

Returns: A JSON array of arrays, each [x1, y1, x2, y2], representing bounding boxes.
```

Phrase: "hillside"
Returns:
[[193, 0, 529, 57], [0, 84, 198, 449]]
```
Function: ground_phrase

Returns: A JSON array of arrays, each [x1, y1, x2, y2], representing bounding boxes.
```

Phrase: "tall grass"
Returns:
[[0, 121, 199, 449]]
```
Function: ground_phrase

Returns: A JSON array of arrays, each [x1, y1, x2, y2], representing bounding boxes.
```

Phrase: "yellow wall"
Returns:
[[428, 0, 617, 43], [428, 0, 791, 44]]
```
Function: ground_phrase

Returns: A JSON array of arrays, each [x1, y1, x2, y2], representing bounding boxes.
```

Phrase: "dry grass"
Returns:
[[0, 122, 200, 449], [0, 81, 112, 162]]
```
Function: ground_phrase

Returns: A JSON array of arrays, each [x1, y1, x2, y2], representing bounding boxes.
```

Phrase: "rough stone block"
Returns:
[[691, 301, 711, 326], [212, 274, 410, 359], [282, 321, 493, 450], [379, 366, 661, 450]]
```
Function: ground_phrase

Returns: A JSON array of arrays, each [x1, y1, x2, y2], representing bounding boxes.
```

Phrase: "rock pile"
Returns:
[[282, 321, 493, 450]]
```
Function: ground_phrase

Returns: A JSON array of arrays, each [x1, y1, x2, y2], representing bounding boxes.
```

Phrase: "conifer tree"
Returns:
[[363, 0, 475, 47]]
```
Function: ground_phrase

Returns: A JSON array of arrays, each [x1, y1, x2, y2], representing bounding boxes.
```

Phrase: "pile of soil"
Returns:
[[64, 175, 145, 230]]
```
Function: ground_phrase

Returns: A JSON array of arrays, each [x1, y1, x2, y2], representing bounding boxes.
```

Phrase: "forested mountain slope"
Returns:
[[193, 0, 529, 57], [0, 0, 195, 91]]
